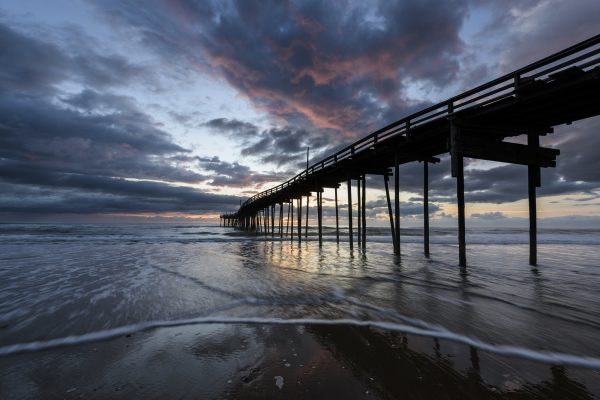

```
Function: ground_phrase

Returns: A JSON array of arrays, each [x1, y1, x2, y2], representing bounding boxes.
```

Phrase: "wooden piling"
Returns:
[[317, 191, 323, 246], [528, 133, 539, 266], [271, 204, 275, 237], [305, 194, 309, 239], [285, 202, 290, 236], [298, 197, 302, 243], [394, 154, 401, 256], [357, 178, 361, 247], [361, 175, 366, 247], [279, 203, 284, 238], [334, 187, 339, 244], [424, 161, 430, 257], [290, 201, 294, 241], [347, 178, 353, 250], [451, 123, 467, 268], [384, 173, 396, 252], [456, 156, 467, 267]]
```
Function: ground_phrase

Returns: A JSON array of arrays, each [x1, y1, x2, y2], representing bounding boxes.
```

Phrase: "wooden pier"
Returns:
[[221, 36, 600, 267]]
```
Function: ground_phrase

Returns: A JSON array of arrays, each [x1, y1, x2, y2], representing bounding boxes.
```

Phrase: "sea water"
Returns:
[[0, 223, 599, 397]]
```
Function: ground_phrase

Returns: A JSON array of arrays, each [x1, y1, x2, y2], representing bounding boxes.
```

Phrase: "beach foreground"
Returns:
[[0, 224, 599, 398], [1, 323, 599, 399]]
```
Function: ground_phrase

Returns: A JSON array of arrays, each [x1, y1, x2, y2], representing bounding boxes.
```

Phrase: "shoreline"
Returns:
[[1, 323, 598, 399]]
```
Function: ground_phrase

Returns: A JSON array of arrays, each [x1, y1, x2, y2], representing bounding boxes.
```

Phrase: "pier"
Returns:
[[221, 35, 600, 267]]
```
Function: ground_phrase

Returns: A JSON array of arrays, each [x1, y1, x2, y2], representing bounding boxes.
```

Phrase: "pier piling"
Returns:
[[347, 178, 353, 250]]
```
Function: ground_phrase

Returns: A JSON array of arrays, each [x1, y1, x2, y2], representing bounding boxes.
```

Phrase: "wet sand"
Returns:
[[2, 224, 600, 399], [1, 323, 598, 399]]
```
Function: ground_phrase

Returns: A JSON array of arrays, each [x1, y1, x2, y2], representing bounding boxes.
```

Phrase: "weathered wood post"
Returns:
[[334, 187, 339, 244], [305, 194, 309, 239], [357, 178, 361, 247], [271, 204, 275, 237], [450, 114, 467, 267], [424, 161, 430, 257], [528, 133, 540, 266], [347, 178, 353, 250], [384, 173, 396, 253], [288, 199, 294, 243], [394, 153, 401, 256], [279, 203, 284, 238], [361, 175, 366, 248], [297, 197, 302, 243], [317, 190, 323, 246]]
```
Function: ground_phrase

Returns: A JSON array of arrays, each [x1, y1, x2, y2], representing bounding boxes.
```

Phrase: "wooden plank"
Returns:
[[459, 140, 559, 167]]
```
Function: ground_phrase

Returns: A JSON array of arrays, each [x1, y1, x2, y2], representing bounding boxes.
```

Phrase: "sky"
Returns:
[[1, 0, 599, 227]]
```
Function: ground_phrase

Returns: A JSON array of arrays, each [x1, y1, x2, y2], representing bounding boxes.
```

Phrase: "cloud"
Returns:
[[0, 20, 254, 218], [0, 91, 205, 184], [2, 2, 600, 222], [95, 0, 467, 136], [481, 0, 600, 73], [203, 118, 338, 168], [195, 156, 282, 188], [0, 21, 152, 94], [0, 181, 239, 215], [471, 211, 507, 220]]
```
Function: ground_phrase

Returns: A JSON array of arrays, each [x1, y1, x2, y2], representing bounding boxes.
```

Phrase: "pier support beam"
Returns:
[[305, 194, 310, 239], [290, 200, 294, 241], [298, 197, 302, 243], [424, 161, 430, 257], [317, 190, 323, 246], [361, 175, 366, 248], [384, 173, 396, 253], [451, 121, 467, 267], [357, 179, 362, 248], [347, 178, 353, 250], [394, 153, 401, 256], [271, 204, 275, 237], [528, 133, 540, 266], [335, 187, 339, 244], [279, 203, 284, 238], [286, 202, 291, 236]]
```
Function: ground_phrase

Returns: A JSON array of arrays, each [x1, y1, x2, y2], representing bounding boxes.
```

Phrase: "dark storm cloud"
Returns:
[[0, 21, 151, 93], [0, 181, 239, 215], [204, 118, 338, 167], [0, 91, 205, 183], [476, 0, 600, 73], [195, 156, 282, 188], [0, 20, 251, 217], [203, 118, 259, 139], [96, 0, 467, 136]]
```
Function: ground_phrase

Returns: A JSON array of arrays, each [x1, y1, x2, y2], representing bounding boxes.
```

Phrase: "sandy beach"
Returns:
[[1, 322, 599, 399]]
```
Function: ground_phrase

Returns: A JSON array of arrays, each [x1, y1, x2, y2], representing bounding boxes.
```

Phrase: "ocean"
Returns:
[[0, 223, 599, 399]]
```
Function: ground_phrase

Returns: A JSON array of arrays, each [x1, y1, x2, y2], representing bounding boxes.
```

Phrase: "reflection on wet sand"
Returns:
[[305, 325, 595, 399]]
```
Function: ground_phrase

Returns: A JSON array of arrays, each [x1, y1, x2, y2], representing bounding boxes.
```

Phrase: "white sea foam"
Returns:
[[1, 316, 600, 369]]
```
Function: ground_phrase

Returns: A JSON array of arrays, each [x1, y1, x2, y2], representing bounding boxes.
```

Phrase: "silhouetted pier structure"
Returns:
[[221, 36, 600, 267]]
